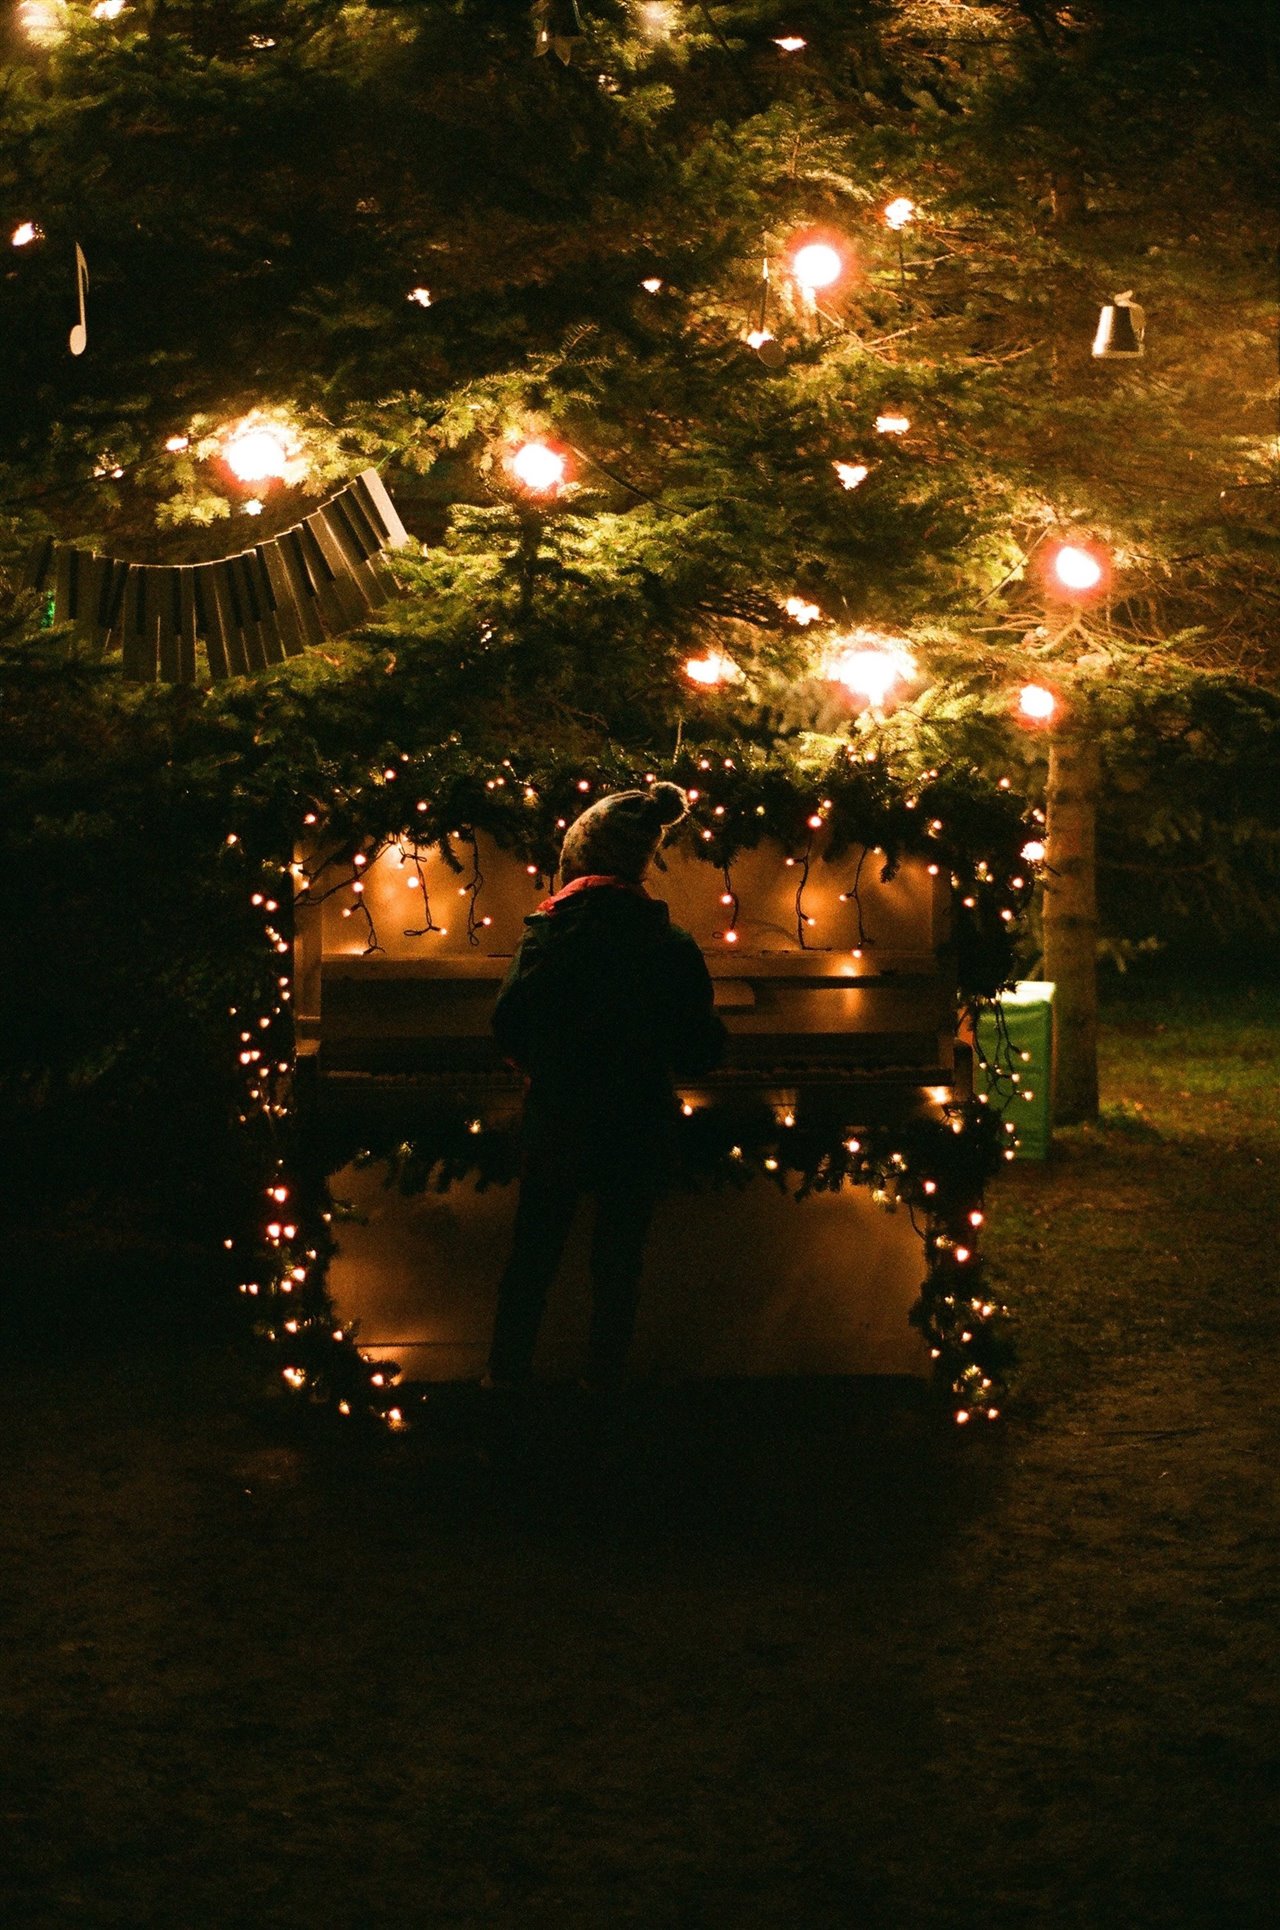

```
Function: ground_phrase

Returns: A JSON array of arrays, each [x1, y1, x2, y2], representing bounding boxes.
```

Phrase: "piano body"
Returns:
[[294, 830, 964, 1382]]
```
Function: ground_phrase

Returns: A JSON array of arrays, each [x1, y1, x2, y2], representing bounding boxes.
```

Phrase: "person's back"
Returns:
[[484, 784, 725, 1391], [494, 873, 723, 1171]]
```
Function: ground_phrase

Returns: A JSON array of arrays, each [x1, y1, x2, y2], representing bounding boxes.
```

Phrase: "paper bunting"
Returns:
[[26, 469, 411, 684]]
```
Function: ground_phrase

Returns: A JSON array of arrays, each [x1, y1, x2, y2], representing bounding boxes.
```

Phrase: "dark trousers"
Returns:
[[488, 1149, 659, 1388]]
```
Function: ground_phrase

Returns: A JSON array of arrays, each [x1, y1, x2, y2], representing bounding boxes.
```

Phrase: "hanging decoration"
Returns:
[[68, 242, 88, 356], [1092, 291, 1145, 359], [532, 0, 585, 63], [25, 469, 410, 685]]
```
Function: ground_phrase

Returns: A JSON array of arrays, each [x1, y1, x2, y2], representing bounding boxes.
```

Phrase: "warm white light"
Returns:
[[875, 414, 911, 435], [792, 242, 843, 292], [243, 498, 264, 516], [684, 652, 736, 686], [825, 635, 916, 707], [509, 440, 566, 493], [1021, 839, 1047, 863], [92, 0, 128, 17], [834, 461, 869, 490], [784, 595, 821, 626], [165, 434, 189, 453], [639, 2, 673, 35], [1052, 543, 1103, 592], [221, 415, 302, 485], [884, 197, 916, 231], [773, 36, 806, 52], [1019, 684, 1057, 722], [745, 328, 776, 350], [641, 277, 663, 293], [407, 286, 432, 307], [19, 2, 65, 45], [11, 222, 40, 248]]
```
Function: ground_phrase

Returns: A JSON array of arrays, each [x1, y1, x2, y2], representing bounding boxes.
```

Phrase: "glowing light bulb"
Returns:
[[745, 328, 776, 350], [824, 635, 917, 707], [784, 595, 821, 625], [684, 652, 736, 686], [791, 242, 843, 292], [1018, 683, 1057, 722], [834, 461, 869, 490], [641, 277, 663, 293], [884, 197, 916, 230], [165, 434, 189, 453], [406, 286, 432, 307], [773, 36, 806, 52], [1021, 839, 1046, 863], [11, 222, 41, 248], [92, 0, 127, 16], [509, 440, 566, 493], [243, 498, 264, 516], [639, 1, 673, 35], [220, 415, 301, 485], [1052, 543, 1104, 592], [18, 3, 66, 46], [875, 414, 911, 435]]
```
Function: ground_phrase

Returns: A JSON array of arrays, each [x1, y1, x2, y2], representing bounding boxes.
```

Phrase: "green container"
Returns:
[[975, 981, 1055, 1161]]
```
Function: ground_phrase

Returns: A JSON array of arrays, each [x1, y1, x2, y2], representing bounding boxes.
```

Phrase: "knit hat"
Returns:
[[559, 782, 688, 884]]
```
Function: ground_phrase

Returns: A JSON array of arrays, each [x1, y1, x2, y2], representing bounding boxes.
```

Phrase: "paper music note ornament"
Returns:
[[69, 244, 89, 355]]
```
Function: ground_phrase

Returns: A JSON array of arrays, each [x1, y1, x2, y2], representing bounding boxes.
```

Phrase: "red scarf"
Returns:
[[537, 873, 650, 915]]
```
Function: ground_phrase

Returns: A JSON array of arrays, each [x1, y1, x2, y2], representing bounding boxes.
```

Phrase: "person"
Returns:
[[485, 782, 726, 1393]]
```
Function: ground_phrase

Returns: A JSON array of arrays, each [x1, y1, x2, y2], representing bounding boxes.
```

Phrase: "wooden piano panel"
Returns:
[[315, 832, 947, 964]]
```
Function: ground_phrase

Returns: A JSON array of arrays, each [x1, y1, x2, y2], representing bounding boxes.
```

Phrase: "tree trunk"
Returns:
[[1043, 731, 1100, 1124]]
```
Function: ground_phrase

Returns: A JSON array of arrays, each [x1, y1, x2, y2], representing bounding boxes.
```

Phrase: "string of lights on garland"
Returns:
[[223, 744, 1041, 1434]]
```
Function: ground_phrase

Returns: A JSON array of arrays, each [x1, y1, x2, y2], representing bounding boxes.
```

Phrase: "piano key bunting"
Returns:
[[24, 469, 411, 684]]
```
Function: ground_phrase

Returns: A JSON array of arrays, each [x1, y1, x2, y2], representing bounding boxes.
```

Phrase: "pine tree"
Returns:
[[2, 0, 1277, 1122]]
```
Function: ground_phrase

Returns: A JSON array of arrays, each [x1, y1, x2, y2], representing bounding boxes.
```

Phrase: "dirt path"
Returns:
[[1, 988, 1277, 1928]]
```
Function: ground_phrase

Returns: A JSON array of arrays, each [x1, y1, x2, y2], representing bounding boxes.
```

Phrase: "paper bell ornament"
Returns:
[[1092, 292, 1145, 359], [532, 0, 585, 63]]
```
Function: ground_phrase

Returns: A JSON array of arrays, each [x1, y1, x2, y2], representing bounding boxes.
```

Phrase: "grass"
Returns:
[[0, 980, 1277, 1928]]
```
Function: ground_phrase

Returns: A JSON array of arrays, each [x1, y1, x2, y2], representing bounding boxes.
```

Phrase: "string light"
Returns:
[[824, 635, 917, 707], [219, 413, 305, 486], [784, 595, 821, 625], [92, 0, 128, 16], [684, 652, 737, 685], [875, 414, 911, 435], [834, 461, 869, 490], [406, 286, 432, 307], [791, 241, 844, 295], [10, 222, 41, 248], [640, 277, 664, 293], [508, 440, 566, 493], [1050, 541, 1105, 593], [884, 197, 916, 230], [1018, 683, 1057, 723], [773, 36, 806, 52], [18, 3, 65, 45]]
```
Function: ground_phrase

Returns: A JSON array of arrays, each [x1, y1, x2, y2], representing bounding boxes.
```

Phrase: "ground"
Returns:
[[1, 983, 1277, 1929]]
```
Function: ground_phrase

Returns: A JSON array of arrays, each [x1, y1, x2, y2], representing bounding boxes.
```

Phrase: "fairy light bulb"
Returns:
[[18, 2, 66, 45], [1019, 683, 1057, 722], [509, 440, 566, 493], [221, 416, 300, 485], [11, 222, 41, 248], [824, 637, 916, 707], [875, 414, 911, 435], [884, 197, 916, 230], [684, 653, 735, 685], [784, 595, 821, 625], [834, 461, 869, 490], [1052, 543, 1103, 592], [92, 0, 127, 16], [791, 242, 843, 293], [773, 36, 806, 52], [1021, 839, 1047, 863]]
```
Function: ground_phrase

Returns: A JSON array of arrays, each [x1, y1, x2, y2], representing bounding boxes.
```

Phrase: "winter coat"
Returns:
[[493, 875, 726, 1176]]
